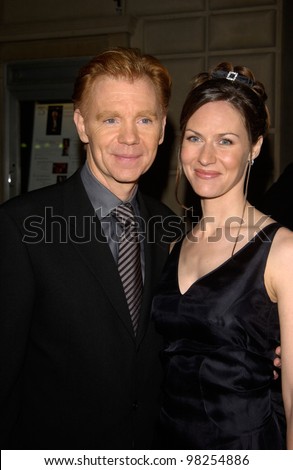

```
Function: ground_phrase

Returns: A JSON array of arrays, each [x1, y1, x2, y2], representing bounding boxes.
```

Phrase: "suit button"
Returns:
[[132, 401, 139, 410]]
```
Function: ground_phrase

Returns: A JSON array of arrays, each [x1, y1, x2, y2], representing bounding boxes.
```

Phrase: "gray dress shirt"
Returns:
[[80, 163, 145, 279]]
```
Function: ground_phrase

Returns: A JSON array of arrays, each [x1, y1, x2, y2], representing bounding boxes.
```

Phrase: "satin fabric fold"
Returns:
[[152, 223, 286, 449]]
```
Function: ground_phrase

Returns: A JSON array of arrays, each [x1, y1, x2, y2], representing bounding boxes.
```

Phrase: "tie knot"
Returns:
[[114, 203, 135, 225]]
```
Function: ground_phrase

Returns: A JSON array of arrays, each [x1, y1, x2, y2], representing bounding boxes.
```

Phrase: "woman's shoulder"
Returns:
[[264, 221, 293, 302], [252, 209, 291, 242], [255, 207, 293, 258], [271, 224, 293, 255]]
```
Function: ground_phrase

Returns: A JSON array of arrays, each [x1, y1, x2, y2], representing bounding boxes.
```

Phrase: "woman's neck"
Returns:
[[199, 195, 248, 236]]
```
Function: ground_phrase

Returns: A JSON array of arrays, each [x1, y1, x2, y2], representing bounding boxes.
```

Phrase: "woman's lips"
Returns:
[[194, 169, 221, 179]]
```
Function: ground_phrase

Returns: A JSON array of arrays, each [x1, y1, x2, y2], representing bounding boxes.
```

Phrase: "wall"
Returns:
[[0, 0, 286, 213]]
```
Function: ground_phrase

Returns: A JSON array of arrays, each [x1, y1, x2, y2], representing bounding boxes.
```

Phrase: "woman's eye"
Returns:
[[186, 135, 200, 143], [220, 138, 232, 145]]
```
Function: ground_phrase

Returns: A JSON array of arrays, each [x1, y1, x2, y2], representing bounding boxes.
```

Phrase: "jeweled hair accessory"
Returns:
[[211, 70, 255, 88]]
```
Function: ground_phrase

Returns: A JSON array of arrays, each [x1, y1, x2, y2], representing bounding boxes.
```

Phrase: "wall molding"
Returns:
[[0, 15, 136, 42]]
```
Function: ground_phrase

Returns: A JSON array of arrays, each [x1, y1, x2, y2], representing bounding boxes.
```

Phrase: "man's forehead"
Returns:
[[90, 76, 161, 107], [92, 75, 155, 91]]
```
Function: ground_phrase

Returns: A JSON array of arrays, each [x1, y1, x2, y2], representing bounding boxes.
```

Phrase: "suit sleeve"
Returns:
[[0, 206, 35, 444]]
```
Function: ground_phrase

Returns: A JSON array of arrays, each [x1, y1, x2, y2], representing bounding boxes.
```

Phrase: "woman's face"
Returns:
[[180, 100, 262, 200]]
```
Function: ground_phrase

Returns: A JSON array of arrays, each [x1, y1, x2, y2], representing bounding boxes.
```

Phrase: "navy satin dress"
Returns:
[[152, 223, 286, 449]]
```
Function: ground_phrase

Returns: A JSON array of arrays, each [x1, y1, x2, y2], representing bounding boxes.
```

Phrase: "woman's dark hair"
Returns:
[[180, 62, 270, 147]]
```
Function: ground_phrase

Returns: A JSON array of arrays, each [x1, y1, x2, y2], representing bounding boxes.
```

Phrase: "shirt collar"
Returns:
[[80, 162, 139, 220]]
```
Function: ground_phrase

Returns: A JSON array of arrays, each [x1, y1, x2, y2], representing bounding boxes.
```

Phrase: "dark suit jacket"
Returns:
[[0, 170, 182, 449]]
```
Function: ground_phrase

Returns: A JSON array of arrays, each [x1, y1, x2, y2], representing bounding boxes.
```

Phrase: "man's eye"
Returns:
[[104, 118, 117, 124]]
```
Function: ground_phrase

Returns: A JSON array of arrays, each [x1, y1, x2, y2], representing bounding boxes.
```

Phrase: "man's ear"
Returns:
[[251, 136, 263, 161], [158, 115, 167, 145], [73, 109, 89, 143]]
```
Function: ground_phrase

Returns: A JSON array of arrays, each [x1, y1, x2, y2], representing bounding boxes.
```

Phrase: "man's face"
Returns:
[[74, 76, 166, 199]]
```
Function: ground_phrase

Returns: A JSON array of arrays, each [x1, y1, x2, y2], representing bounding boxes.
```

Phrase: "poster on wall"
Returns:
[[28, 102, 82, 191]]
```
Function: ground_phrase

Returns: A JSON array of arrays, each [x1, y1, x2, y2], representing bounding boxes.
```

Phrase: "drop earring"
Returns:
[[232, 155, 254, 257]]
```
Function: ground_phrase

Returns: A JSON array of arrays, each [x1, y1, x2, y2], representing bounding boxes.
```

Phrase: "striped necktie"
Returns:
[[114, 203, 143, 334]]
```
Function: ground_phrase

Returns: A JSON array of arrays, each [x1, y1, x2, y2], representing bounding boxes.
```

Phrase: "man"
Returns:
[[0, 47, 182, 449]]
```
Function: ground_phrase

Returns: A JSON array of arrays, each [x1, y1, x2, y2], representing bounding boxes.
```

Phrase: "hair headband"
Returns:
[[211, 70, 255, 88]]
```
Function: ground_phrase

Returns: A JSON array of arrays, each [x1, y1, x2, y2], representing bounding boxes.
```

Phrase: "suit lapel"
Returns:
[[62, 172, 135, 338], [61, 173, 170, 343], [135, 192, 169, 343]]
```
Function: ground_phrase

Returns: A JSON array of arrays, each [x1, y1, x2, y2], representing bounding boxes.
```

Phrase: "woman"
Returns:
[[152, 63, 293, 449]]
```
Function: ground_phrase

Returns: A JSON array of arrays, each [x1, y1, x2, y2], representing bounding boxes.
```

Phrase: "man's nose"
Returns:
[[118, 122, 139, 145]]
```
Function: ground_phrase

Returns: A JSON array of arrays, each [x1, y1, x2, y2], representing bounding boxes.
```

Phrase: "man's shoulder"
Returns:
[[139, 192, 176, 217], [138, 192, 184, 243], [0, 171, 81, 217]]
